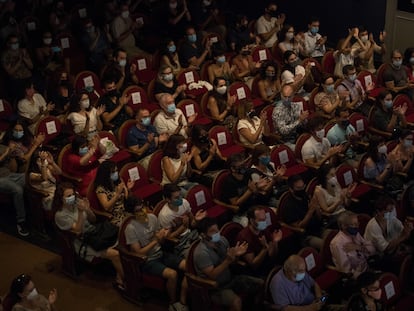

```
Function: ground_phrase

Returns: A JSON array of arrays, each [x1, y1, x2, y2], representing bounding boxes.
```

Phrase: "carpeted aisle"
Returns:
[[0, 232, 167, 311]]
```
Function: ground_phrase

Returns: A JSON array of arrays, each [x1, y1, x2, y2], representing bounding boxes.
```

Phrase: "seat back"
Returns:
[[376, 63, 389, 87], [305, 177, 318, 197], [57, 144, 72, 172], [264, 265, 282, 305], [119, 162, 151, 192], [122, 85, 150, 112], [335, 164, 358, 188], [357, 213, 371, 235], [320, 229, 339, 267], [379, 272, 401, 306], [74, 70, 103, 101], [117, 119, 136, 149], [298, 246, 324, 278], [321, 50, 335, 75], [393, 94, 414, 115], [220, 222, 243, 247], [251, 46, 272, 63], [185, 184, 214, 214], [211, 170, 231, 202], [208, 125, 235, 150], [118, 215, 135, 249], [270, 144, 298, 169], [131, 55, 157, 85], [357, 70, 376, 92], [349, 112, 368, 137], [294, 133, 311, 162], [0, 99, 15, 131], [177, 99, 209, 125], [147, 149, 163, 184], [228, 81, 252, 104], [86, 181, 110, 220], [35, 116, 62, 145]]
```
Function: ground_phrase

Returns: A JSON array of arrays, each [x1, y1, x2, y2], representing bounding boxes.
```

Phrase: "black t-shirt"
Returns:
[[99, 95, 131, 130], [221, 173, 253, 213]]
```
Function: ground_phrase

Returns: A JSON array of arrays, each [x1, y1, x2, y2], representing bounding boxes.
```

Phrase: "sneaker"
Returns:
[[17, 222, 30, 237], [169, 302, 189, 311]]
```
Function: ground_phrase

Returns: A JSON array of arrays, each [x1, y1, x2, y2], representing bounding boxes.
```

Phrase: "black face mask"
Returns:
[[199, 135, 209, 144], [294, 190, 308, 200], [241, 50, 251, 56], [106, 89, 119, 98], [341, 120, 350, 128], [268, 10, 277, 17]]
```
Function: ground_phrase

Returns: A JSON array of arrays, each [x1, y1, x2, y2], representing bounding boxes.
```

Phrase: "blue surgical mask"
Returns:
[[393, 60, 403, 68], [348, 74, 357, 82], [210, 232, 221, 243], [259, 156, 271, 166], [384, 208, 396, 221], [188, 34, 197, 43], [346, 227, 359, 236], [141, 117, 151, 126], [172, 197, 183, 206], [217, 56, 226, 64], [384, 99, 393, 109], [13, 130, 24, 139], [168, 44, 176, 53], [79, 146, 89, 156], [404, 139, 413, 147], [310, 27, 319, 35], [326, 85, 335, 93], [295, 272, 306, 282], [110, 171, 119, 181], [65, 195, 76, 205], [167, 103, 176, 113], [257, 220, 268, 231]]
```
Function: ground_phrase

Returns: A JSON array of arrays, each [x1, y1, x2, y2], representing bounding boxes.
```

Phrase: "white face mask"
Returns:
[[360, 35, 369, 43], [377, 145, 387, 154], [43, 38, 52, 45], [216, 85, 227, 95], [27, 288, 39, 301], [315, 129, 325, 139], [121, 11, 129, 19], [178, 143, 187, 154], [329, 176, 338, 186]]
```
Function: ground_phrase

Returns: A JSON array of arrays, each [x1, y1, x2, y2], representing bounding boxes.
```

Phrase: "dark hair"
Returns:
[[124, 195, 143, 213], [366, 136, 385, 163], [69, 90, 89, 112], [227, 153, 246, 168], [277, 24, 294, 42], [160, 37, 178, 68], [191, 124, 209, 149], [318, 72, 334, 92], [197, 217, 217, 234], [259, 60, 278, 81], [20, 78, 34, 100], [307, 116, 326, 132], [375, 195, 396, 212], [282, 50, 297, 75], [71, 135, 88, 153], [4, 119, 33, 147], [28, 148, 44, 175], [376, 89, 392, 108], [342, 64, 355, 76], [52, 181, 75, 212], [287, 174, 303, 189], [317, 163, 334, 189], [163, 183, 181, 199], [212, 47, 225, 58], [251, 143, 270, 166], [398, 129, 413, 141], [101, 77, 117, 88], [308, 16, 320, 25], [334, 106, 349, 118], [112, 47, 126, 59], [356, 271, 380, 291], [403, 47, 414, 66], [94, 160, 117, 191], [246, 205, 265, 220], [9, 274, 32, 304], [162, 134, 186, 158]]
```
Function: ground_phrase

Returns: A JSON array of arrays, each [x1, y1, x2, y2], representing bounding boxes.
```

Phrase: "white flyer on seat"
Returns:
[[356, 119, 364, 132], [278, 150, 289, 164], [132, 92, 142, 104], [60, 37, 70, 49], [364, 75, 373, 90], [343, 171, 353, 186], [27, 22, 36, 31], [293, 101, 303, 112], [128, 167, 140, 181], [265, 212, 272, 226], [236, 87, 246, 99], [137, 59, 147, 70], [305, 254, 316, 271], [185, 71, 195, 84], [384, 281, 395, 299], [217, 132, 227, 145], [185, 104, 195, 116], [83, 76, 94, 88], [195, 190, 206, 206], [46, 121, 57, 134], [259, 49, 267, 61], [78, 8, 87, 18]]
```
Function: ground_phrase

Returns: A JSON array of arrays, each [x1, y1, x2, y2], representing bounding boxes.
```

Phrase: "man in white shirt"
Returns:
[[256, 2, 285, 48], [303, 16, 326, 61]]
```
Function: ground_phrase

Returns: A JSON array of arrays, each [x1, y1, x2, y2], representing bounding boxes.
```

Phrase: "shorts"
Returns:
[[142, 257, 168, 277]]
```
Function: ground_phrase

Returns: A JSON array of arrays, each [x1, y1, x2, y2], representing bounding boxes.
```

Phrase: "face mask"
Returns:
[[346, 227, 359, 236], [169, 2, 177, 9], [167, 103, 176, 113], [247, 110, 257, 119], [235, 166, 247, 175], [178, 143, 187, 154], [259, 155, 271, 166], [86, 26, 95, 34], [141, 117, 151, 126], [216, 85, 227, 95], [79, 146, 89, 156], [10, 43, 19, 50], [172, 197, 183, 206], [384, 208, 396, 221], [360, 35, 369, 43], [384, 99, 393, 109], [80, 99, 90, 109], [410, 57, 414, 65], [199, 135, 209, 144], [121, 11, 129, 19], [110, 171, 119, 181], [266, 72, 275, 78], [106, 89, 119, 98], [27, 288, 39, 301], [315, 129, 325, 139], [210, 232, 221, 243], [285, 32, 294, 40], [256, 220, 268, 231], [43, 38, 52, 45], [65, 195, 76, 205], [119, 59, 127, 67], [404, 139, 413, 147], [377, 145, 387, 154], [393, 60, 403, 68], [168, 44, 176, 53], [216, 56, 226, 64], [325, 84, 335, 93], [163, 73, 174, 81], [188, 34, 197, 43], [268, 10, 277, 17], [348, 74, 357, 82], [294, 189, 307, 200], [341, 120, 350, 128], [203, 0, 211, 6], [310, 27, 319, 35], [13, 130, 24, 139], [295, 272, 306, 282], [329, 176, 338, 186]]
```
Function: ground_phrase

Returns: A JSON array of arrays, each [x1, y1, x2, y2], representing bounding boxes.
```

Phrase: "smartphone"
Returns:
[[320, 295, 328, 303]]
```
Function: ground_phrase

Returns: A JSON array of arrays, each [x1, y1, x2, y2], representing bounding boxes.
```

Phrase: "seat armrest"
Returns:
[[280, 222, 305, 233], [90, 208, 113, 219], [61, 172, 82, 183], [213, 199, 239, 213], [360, 180, 384, 190], [184, 272, 218, 289]]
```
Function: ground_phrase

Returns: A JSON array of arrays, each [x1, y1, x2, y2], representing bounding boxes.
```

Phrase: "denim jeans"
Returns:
[[0, 173, 26, 223]]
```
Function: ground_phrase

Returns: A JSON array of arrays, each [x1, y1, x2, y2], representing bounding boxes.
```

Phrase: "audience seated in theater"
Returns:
[[159, 38, 183, 76], [346, 271, 383, 311], [257, 60, 280, 103], [333, 28, 363, 79], [162, 0, 192, 42], [179, 25, 212, 70], [388, 129, 414, 179], [0, 144, 29, 237], [207, 48, 234, 85], [351, 26, 386, 74], [277, 24, 305, 58], [3, 120, 44, 173], [65, 135, 100, 196], [28, 150, 61, 212], [194, 217, 263, 311], [161, 134, 197, 196], [372, 89, 407, 134], [94, 160, 132, 227], [154, 65, 187, 102], [330, 211, 376, 279], [256, 2, 284, 49], [236, 100, 270, 148], [312, 164, 354, 227], [67, 90, 105, 140], [231, 43, 259, 89], [206, 77, 237, 130], [158, 183, 206, 269], [303, 16, 327, 62], [301, 116, 343, 168], [123, 196, 188, 311], [34, 31, 66, 79], [48, 1, 70, 34], [99, 77, 133, 134], [6, 274, 57, 311], [248, 144, 286, 207], [236, 205, 282, 276], [190, 124, 226, 186], [314, 73, 341, 119], [126, 108, 168, 168], [281, 50, 312, 95], [154, 93, 196, 139], [54, 182, 124, 290], [364, 195, 413, 272], [17, 79, 54, 135], [272, 84, 308, 150], [404, 47, 414, 81], [228, 14, 256, 52], [280, 174, 324, 250], [49, 72, 72, 121]]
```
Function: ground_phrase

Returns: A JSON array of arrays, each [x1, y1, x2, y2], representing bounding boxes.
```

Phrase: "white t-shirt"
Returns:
[[158, 199, 191, 236], [281, 65, 306, 85], [154, 109, 188, 138], [67, 107, 99, 134], [301, 135, 331, 162], [256, 15, 279, 48], [17, 93, 47, 134], [237, 117, 263, 146]]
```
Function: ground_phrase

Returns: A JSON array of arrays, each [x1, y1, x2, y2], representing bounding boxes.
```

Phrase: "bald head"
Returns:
[[283, 255, 306, 281]]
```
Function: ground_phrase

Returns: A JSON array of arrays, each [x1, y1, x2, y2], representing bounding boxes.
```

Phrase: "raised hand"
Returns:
[[48, 288, 58, 305], [195, 209, 207, 221]]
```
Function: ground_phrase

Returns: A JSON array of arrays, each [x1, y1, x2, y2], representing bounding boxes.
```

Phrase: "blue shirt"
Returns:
[[126, 124, 158, 158], [327, 123, 356, 158]]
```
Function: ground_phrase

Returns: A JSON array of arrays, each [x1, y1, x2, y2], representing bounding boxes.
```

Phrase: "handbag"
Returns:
[[79, 221, 119, 256]]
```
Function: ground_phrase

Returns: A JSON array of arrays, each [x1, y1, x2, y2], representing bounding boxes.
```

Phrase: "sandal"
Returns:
[[112, 281, 126, 293]]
